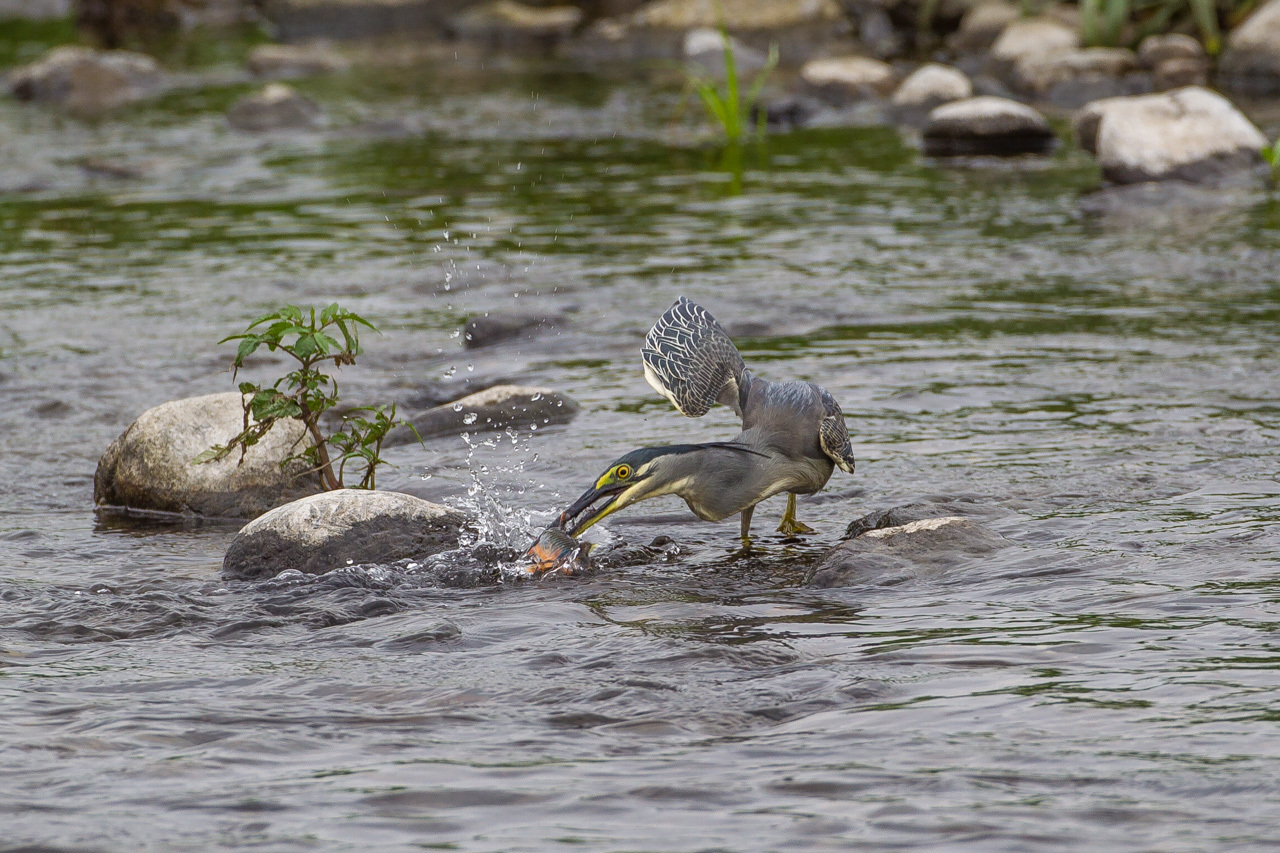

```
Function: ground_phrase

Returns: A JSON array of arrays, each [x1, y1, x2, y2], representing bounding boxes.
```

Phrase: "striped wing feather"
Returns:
[[818, 388, 856, 474], [642, 297, 745, 418]]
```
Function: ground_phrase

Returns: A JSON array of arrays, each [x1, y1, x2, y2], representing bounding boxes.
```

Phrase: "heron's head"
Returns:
[[555, 445, 703, 537]]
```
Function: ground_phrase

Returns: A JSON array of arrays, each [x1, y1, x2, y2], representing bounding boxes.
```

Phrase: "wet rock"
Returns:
[[988, 17, 1079, 66], [94, 392, 320, 519], [890, 63, 972, 111], [448, 1, 583, 47], [1013, 47, 1138, 96], [247, 43, 349, 78], [387, 384, 580, 446], [222, 490, 469, 579], [1221, 0, 1280, 94], [801, 56, 896, 104], [808, 516, 1008, 587], [949, 0, 1018, 53], [1074, 87, 1267, 185], [1152, 57, 1207, 90], [755, 94, 822, 130], [263, 0, 449, 42], [922, 96, 1055, 156], [842, 499, 984, 538], [684, 27, 768, 79], [226, 83, 321, 131], [619, 0, 850, 62], [462, 309, 567, 349], [7, 46, 164, 115], [1136, 33, 1206, 69]]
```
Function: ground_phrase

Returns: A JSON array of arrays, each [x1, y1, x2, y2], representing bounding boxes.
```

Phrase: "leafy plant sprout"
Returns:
[[688, 22, 778, 143], [194, 303, 416, 491], [1262, 138, 1280, 190]]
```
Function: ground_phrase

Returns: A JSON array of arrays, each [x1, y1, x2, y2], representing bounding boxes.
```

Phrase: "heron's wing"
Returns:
[[817, 388, 856, 474], [642, 297, 746, 419]]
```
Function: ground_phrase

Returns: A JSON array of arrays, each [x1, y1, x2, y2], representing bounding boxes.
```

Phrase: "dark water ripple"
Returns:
[[2, 55, 1280, 851]]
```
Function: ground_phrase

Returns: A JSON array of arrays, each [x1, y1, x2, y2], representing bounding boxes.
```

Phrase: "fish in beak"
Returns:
[[523, 526, 593, 575]]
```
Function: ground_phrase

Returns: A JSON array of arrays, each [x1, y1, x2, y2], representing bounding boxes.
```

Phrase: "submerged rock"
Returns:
[[1221, 0, 1280, 94], [890, 63, 972, 112], [387, 384, 580, 446], [448, 0, 583, 47], [226, 83, 322, 131], [247, 43, 350, 78], [922, 96, 1055, 156], [94, 392, 319, 519], [801, 56, 896, 103], [463, 309, 566, 349], [808, 516, 1008, 587], [1074, 87, 1267, 185], [7, 46, 164, 115], [222, 490, 469, 579]]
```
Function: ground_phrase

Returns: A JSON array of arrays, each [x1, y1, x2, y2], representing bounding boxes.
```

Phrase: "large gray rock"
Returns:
[[891, 63, 972, 111], [222, 490, 469, 579], [1074, 87, 1267, 185], [448, 0, 582, 46], [94, 392, 320, 519], [247, 43, 350, 78], [801, 56, 896, 103], [387, 384, 580, 446], [807, 516, 1007, 587], [7, 46, 164, 115], [922, 96, 1054, 156], [1221, 0, 1280, 94], [226, 83, 322, 131]]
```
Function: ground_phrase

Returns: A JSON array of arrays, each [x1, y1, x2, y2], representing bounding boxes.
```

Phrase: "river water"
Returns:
[[2, 38, 1280, 851]]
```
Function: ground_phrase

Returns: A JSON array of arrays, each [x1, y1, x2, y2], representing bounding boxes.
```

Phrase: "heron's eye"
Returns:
[[615, 465, 631, 480]]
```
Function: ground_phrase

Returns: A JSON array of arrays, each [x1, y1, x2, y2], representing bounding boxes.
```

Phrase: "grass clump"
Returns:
[[688, 23, 778, 143]]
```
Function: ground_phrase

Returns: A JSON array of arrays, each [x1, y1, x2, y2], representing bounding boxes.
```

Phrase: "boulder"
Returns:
[[988, 18, 1079, 65], [448, 0, 583, 47], [950, 0, 1019, 53], [1221, 0, 1280, 94], [463, 310, 567, 349], [387, 384, 580, 446], [247, 43, 349, 78], [226, 83, 322, 131], [1136, 33, 1206, 69], [1073, 87, 1267, 185], [807, 516, 1008, 587], [922, 96, 1055, 156], [7, 46, 164, 115], [890, 63, 972, 110], [1013, 47, 1138, 95], [222, 490, 469, 579], [801, 56, 896, 103], [94, 392, 320, 519]]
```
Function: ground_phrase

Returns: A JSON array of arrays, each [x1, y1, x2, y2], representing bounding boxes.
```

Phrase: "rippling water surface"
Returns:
[[3, 37, 1280, 851]]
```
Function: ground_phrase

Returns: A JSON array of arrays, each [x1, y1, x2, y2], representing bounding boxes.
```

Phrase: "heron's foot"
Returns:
[[777, 518, 817, 537]]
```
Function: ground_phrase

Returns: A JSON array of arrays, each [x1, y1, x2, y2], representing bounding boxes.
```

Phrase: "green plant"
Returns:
[[1262, 138, 1280, 189], [195, 303, 414, 490], [1078, 0, 1235, 52], [688, 24, 778, 143]]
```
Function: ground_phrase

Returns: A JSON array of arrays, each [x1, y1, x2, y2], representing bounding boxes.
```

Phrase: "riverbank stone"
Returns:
[[1074, 87, 1267, 185], [808, 515, 1008, 587], [387, 384, 580, 446], [1013, 47, 1138, 95], [989, 18, 1079, 66], [1221, 0, 1280, 94], [94, 392, 319, 519], [226, 83, 322, 131], [950, 0, 1019, 53], [247, 43, 349, 78], [7, 46, 164, 115], [222, 490, 470, 579], [801, 56, 896, 103], [922, 96, 1054, 156], [891, 63, 972, 111], [448, 1, 583, 47]]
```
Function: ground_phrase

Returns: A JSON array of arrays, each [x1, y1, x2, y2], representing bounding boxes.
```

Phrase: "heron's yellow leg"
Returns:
[[778, 493, 817, 536]]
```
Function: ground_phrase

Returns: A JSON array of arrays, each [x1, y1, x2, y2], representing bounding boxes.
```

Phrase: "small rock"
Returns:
[[1152, 57, 1207, 90], [1074, 87, 1267, 185], [755, 94, 822, 130], [950, 0, 1019, 53], [1221, 0, 1280, 94], [890, 63, 972, 111], [247, 43, 349, 78], [989, 18, 1079, 65], [684, 27, 768, 79], [922, 96, 1055, 156], [387, 384, 580, 446], [94, 392, 320, 519], [448, 0, 583, 46], [226, 83, 321, 131], [222, 490, 469, 579], [801, 56, 896, 103], [463, 310, 566, 349], [807, 516, 1008, 587], [1013, 47, 1138, 95], [7, 46, 164, 115], [1136, 33, 1206, 68]]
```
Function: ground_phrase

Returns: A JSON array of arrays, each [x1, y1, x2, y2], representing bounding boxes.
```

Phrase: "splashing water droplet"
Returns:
[[531, 392, 542, 401], [463, 412, 477, 425], [453, 403, 464, 412]]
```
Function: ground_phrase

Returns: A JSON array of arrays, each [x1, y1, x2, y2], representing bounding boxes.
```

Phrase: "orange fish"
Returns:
[[523, 527, 592, 575]]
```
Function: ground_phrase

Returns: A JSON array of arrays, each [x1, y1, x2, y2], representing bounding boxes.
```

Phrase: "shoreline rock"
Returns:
[[94, 392, 320, 520], [922, 96, 1055, 156], [808, 515, 1008, 587], [222, 490, 470, 579], [1221, 0, 1280, 94], [7, 46, 165, 115], [226, 83, 322, 131], [387, 384, 580, 446]]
